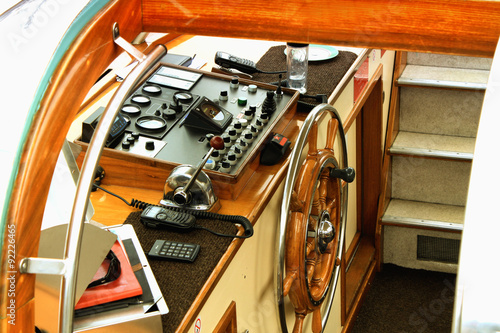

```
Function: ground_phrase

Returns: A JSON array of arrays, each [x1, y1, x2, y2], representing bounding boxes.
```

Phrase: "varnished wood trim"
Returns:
[[342, 260, 377, 333], [142, 0, 500, 57], [344, 237, 376, 325], [375, 51, 407, 270], [345, 232, 361, 268], [213, 301, 238, 333], [360, 73, 384, 239]]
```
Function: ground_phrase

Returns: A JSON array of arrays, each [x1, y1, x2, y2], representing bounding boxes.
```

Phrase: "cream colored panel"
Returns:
[[381, 51, 395, 142], [189, 180, 345, 333], [333, 79, 354, 123]]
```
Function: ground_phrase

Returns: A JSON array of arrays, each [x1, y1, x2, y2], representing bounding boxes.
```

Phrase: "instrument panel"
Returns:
[[81, 64, 298, 178]]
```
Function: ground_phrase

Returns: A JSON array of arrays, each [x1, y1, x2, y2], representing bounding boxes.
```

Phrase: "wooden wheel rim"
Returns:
[[276, 104, 349, 333]]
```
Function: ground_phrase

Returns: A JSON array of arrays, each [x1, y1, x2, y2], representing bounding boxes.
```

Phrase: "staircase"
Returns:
[[378, 52, 492, 273]]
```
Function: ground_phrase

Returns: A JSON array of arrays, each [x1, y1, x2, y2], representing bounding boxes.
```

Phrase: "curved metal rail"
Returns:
[[19, 43, 166, 332], [276, 103, 350, 332]]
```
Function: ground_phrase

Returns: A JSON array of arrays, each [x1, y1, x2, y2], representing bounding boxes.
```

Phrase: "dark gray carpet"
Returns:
[[351, 264, 456, 333]]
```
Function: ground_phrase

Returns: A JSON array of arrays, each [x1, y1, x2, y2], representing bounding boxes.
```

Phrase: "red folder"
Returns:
[[75, 240, 143, 310]]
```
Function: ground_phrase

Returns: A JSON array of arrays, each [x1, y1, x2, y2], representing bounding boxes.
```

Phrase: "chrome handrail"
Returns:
[[59, 44, 166, 332], [19, 43, 166, 332]]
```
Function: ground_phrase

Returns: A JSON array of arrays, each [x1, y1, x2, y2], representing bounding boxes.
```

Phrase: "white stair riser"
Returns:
[[383, 225, 460, 274]]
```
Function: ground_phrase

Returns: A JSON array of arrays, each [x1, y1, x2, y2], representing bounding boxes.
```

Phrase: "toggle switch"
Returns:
[[219, 161, 231, 173], [227, 153, 237, 166], [230, 77, 239, 89], [211, 150, 221, 162], [219, 90, 228, 102], [234, 146, 243, 158], [233, 121, 243, 134]]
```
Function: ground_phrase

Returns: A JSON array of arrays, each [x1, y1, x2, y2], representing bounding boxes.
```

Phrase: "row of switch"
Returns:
[[204, 106, 272, 173], [121, 132, 156, 151]]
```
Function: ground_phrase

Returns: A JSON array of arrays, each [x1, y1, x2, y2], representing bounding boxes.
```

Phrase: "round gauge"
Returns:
[[135, 116, 167, 131], [174, 91, 193, 103], [121, 104, 141, 115], [131, 95, 151, 106], [142, 84, 162, 95]]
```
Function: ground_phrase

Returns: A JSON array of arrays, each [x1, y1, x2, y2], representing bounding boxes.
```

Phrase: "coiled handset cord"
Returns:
[[93, 184, 253, 239]]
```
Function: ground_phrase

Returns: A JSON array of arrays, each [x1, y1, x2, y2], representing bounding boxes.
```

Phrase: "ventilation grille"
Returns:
[[417, 235, 460, 264]]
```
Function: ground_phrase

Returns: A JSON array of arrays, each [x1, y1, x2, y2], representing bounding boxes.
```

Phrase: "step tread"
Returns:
[[398, 64, 489, 89], [381, 199, 465, 230], [390, 131, 475, 160], [407, 52, 492, 70]]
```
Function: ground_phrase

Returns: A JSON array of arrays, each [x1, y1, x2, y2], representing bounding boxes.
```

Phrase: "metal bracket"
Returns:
[[19, 257, 66, 275], [112, 22, 146, 61]]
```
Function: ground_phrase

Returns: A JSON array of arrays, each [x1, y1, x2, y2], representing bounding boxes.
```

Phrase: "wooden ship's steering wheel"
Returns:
[[277, 104, 354, 333]]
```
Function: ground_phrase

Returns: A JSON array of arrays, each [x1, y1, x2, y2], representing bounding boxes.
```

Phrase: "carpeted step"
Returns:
[[381, 198, 464, 231], [398, 64, 490, 89], [390, 131, 475, 161]]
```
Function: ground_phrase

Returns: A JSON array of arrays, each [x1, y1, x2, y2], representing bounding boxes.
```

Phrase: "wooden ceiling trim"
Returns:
[[142, 0, 500, 57]]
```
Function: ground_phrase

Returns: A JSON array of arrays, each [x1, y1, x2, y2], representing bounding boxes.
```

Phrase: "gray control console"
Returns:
[[81, 64, 297, 176]]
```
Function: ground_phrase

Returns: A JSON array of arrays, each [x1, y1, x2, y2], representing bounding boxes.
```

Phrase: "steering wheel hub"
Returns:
[[317, 211, 335, 254]]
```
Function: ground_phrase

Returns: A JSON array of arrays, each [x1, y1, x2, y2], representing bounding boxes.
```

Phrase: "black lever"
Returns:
[[172, 136, 224, 205], [330, 167, 355, 183]]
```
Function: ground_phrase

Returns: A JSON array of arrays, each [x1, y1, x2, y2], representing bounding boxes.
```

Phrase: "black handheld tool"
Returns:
[[140, 205, 196, 230], [215, 51, 286, 75]]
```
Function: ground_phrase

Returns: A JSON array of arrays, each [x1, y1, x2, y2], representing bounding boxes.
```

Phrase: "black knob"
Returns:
[[145, 141, 155, 151], [121, 141, 130, 149], [330, 167, 355, 183], [163, 109, 176, 120]]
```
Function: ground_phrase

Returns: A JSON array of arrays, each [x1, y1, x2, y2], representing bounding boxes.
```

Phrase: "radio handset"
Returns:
[[81, 107, 130, 148], [215, 51, 286, 75], [215, 51, 259, 74]]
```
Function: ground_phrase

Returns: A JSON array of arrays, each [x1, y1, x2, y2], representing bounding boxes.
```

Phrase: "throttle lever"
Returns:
[[330, 167, 355, 183], [172, 136, 224, 205]]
